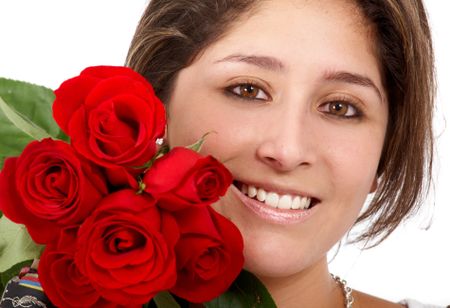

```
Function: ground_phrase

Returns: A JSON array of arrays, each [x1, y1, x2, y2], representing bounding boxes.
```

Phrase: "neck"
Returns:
[[257, 257, 344, 308]]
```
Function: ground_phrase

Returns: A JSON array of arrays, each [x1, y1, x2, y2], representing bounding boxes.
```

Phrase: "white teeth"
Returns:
[[304, 197, 311, 209], [298, 197, 306, 209], [241, 184, 313, 210], [256, 188, 266, 202], [291, 196, 301, 209], [248, 185, 257, 198], [241, 184, 248, 195], [265, 192, 279, 208], [299, 196, 311, 209], [278, 195, 292, 209]]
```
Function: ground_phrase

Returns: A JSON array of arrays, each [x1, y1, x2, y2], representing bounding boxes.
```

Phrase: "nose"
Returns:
[[256, 105, 316, 172]]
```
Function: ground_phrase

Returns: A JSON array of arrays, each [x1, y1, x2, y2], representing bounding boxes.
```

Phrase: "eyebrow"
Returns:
[[215, 54, 285, 72], [323, 70, 383, 102], [215, 54, 383, 102]]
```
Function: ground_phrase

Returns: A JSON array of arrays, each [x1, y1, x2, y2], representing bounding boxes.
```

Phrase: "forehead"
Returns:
[[251, 0, 370, 32], [220, 0, 374, 56], [190, 0, 381, 91]]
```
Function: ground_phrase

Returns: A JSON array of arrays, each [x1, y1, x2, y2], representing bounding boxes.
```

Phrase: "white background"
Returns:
[[0, 0, 448, 305]]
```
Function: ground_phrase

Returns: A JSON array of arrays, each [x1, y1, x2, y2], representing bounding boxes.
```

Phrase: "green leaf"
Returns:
[[204, 270, 277, 308], [0, 96, 52, 140], [0, 216, 43, 273], [0, 259, 33, 295], [0, 78, 69, 169], [153, 291, 181, 308], [186, 132, 215, 153]]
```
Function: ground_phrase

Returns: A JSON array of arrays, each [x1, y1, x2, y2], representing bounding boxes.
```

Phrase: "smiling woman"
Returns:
[[159, 1, 389, 305], [126, 0, 438, 307]]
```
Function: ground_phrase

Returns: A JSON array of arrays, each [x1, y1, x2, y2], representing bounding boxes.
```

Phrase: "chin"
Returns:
[[211, 188, 328, 278], [240, 228, 321, 280]]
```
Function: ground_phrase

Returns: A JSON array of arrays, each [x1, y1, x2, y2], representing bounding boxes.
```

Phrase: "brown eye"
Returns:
[[318, 100, 360, 118], [228, 83, 269, 100], [241, 84, 258, 98], [328, 101, 349, 116]]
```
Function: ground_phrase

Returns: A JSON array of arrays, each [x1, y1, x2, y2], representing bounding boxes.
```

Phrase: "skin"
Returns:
[[166, 0, 402, 306]]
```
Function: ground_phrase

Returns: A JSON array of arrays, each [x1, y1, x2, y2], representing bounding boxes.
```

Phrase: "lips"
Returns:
[[231, 180, 320, 224]]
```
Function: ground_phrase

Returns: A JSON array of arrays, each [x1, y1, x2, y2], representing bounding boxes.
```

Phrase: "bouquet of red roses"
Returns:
[[0, 66, 246, 307]]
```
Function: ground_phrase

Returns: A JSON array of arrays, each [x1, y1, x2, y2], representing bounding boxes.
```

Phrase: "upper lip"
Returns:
[[233, 179, 321, 201]]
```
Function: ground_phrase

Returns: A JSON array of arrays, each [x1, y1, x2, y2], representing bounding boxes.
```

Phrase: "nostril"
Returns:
[[263, 156, 283, 167]]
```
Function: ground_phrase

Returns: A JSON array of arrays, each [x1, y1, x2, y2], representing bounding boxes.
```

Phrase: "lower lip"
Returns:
[[230, 184, 318, 224]]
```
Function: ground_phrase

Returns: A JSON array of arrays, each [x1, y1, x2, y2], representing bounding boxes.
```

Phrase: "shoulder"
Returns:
[[352, 290, 405, 308]]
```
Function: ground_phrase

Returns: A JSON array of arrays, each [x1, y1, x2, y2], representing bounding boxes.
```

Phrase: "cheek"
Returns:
[[323, 126, 384, 209], [166, 102, 212, 147], [166, 98, 251, 164]]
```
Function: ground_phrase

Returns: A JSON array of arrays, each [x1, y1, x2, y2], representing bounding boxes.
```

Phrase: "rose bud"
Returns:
[[143, 147, 232, 211], [0, 138, 107, 244], [75, 189, 179, 306], [52, 66, 166, 186], [170, 206, 244, 303]]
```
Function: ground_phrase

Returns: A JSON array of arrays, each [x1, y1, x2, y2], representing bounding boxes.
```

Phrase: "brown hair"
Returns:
[[354, 0, 435, 245], [126, 0, 435, 246], [126, 0, 262, 102]]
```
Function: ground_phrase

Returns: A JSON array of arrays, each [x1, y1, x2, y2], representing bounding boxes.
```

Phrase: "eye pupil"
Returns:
[[329, 102, 348, 115], [240, 84, 257, 98]]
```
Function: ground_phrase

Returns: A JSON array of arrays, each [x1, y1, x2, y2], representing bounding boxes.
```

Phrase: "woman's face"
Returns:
[[167, 0, 388, 279]]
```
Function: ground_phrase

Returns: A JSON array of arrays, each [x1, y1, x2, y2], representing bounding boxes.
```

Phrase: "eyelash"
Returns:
[[224, 82, 364, 119]]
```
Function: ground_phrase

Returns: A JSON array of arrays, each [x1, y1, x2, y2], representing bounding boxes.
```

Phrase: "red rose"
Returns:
[[39, 227, 130, 308], [52, 65, 166, 185], [143, 147, 232, 211], [0, 138, 107, 244], [170, 206, 244, 303], [75, 189, 179, 306]]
